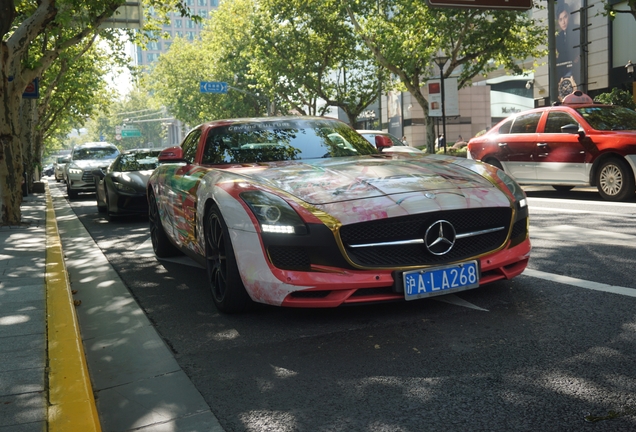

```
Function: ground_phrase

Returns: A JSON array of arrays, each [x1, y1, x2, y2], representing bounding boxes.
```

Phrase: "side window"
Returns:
[[510, 112, 542, 134], [544, 112, 578, 133], [498, 119, 513, 135], [181, 129, 202, 163], [202, 131, 230, 164]]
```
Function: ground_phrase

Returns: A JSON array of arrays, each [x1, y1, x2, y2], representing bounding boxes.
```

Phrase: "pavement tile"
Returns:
[[0, 334, 45, 373], [96, 371, 215, 432], [0, 391, 46, 428]]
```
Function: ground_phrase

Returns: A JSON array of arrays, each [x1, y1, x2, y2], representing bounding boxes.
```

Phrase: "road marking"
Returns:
[[529, 224, 636, 246], [435, 294, 489, 311], [527, 197, 636, 208], [524, 268, 636, 297], [529, 206, 636, 216]]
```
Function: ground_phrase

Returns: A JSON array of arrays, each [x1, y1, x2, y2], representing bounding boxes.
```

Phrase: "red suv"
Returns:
[[467, 92, 636, 201]]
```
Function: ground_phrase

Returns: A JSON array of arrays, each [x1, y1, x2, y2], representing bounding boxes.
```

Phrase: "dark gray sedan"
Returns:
[[93, 149, 160, 220]]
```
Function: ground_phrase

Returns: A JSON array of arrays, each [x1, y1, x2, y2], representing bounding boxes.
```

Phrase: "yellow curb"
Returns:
[[45, 183, 101, 432]]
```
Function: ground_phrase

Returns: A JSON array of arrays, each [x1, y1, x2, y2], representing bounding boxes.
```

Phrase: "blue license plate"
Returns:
[[403, 261, 479, 300]]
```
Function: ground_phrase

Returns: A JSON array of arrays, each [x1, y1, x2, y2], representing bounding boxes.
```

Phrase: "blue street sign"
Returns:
[[200, 81, 228, 94], [8, 76, 39, 99]]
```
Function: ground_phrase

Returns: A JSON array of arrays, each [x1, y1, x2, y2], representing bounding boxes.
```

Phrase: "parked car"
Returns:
[[147, 116, 530, 313], [54, 156, 69, 182], [357, 130, 424, 154], [93, 149, 161, 220], [43, 164, 54, 177], [467, 91, 636, 201], [65, 142, 120, 199]]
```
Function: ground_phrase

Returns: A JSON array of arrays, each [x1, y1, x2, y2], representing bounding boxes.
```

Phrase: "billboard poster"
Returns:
[[555, 0, 582, 100], [428, 78, 459, 117], [387, 90, 402, 137]]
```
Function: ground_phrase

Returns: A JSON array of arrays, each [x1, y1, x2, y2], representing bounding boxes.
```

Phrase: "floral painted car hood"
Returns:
[[219, 154, 511, 224], [227, 154, 504, 200]]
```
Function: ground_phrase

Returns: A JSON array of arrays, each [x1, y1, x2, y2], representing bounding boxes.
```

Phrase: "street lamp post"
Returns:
[[434, 50, 449, 154], [627, 60, 636, 105]]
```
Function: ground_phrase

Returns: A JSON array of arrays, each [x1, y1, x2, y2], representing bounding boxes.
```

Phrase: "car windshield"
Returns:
[[73, 146, 119, 161], [202, 119, 377, 164], [576, 106, 636, 131], [118, 151, 161, 171]]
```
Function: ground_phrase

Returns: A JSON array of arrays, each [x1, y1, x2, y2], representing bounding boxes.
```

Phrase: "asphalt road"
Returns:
[[54, 181, 636, 432]]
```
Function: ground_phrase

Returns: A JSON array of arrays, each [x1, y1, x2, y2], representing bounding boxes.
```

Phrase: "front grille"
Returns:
[[81, 171, 94, 182], [268, 246, 311, 270], [340, 207, 512, 267], [508, 217, 528, 248]]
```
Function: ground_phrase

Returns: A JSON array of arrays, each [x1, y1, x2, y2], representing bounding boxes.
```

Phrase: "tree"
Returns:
[[342, 0, 546, 150], [249, 0, 387, 125], [23, 39, 119, 191], [1, 0, 195, 225], [594, 88, 636, 110], [148, 35, 265, 126]]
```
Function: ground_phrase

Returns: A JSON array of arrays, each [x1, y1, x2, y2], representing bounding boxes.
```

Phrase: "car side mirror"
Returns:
[[561, 123, 585, 137], [92, 169, 105, 179], [158, 146, 185, 162], [375, 135, 392, 152]]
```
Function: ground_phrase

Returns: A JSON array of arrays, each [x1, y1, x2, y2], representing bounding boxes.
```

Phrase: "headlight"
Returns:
[[113, 181, 136, 193], [496, 169, 527, 208], [240, 190, 308, 235], [68, 167, 83, 175]]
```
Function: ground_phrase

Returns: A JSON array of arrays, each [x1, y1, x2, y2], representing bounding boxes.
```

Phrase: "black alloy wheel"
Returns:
[[96, 179, 106, 213], [148, 189, 180, 257], [204, 204, 252, 314], [105, 186, 118, 222], [66, 182, 78, 199]]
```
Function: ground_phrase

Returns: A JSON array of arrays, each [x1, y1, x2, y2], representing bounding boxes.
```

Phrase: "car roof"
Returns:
[[73, 141, 117, 149]]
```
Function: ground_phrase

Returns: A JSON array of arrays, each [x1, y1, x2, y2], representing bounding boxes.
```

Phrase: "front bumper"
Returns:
[[229, 225, 531, 308], [67, 170, 96, 192]]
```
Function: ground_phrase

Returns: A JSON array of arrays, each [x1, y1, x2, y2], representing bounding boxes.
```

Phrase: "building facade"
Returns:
[[136, 1, 219, 67]]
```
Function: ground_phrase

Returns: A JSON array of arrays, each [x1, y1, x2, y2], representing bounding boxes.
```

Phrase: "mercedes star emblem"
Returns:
[[424, 220, 456, 255]]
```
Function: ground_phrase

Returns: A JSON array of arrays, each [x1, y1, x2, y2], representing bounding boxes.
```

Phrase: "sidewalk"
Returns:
[[0, 184, 224, 432]]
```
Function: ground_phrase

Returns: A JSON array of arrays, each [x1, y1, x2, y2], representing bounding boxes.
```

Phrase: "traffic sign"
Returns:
[[200, 81, 228, 94], [121, 129, 141, 137], [426, 0, 532, 9]]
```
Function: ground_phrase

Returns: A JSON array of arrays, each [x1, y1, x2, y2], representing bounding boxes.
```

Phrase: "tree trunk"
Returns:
[[0, 133, 24, 225], [1, 63, 26, 225], [20, 98, 37, 190]]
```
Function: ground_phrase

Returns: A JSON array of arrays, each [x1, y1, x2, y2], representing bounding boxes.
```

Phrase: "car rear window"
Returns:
[[202, 119, 377, 164], [544, 112, 578, 133], [73, 146, 119, 161], [117, 151, 161, 171], [510, 112, 542, 134]]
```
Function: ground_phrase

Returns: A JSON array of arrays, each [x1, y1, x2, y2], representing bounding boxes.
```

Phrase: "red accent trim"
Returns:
[[280, 237, 531, 308]]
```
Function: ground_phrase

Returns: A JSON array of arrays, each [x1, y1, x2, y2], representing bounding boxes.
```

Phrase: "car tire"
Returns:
[[96, 179, 107, 213], [204, 204, 252, 314], [105, 188, 118, 222], [596, 157, 635, 202], [66, 183, 78, 199], [484, 158, 504, 171], [148, 189, 180, 257], [552, 185, 574, 192]]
